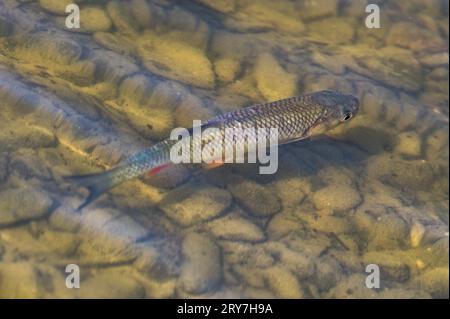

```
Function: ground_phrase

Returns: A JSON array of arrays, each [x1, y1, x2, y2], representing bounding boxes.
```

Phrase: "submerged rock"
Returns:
[[78, 270, 145, 298], [202, 212, 265, 242], [79, 7, 112, 33], [413, 267, 449, 298], [395, 131, 422, 157], [344, 46, 423, 92], [214, 57, 241, 84], [312, 183, 361, 211], [385, 22, 445, 52], [297, 0, 338, 21], [231, 2, 306, 33], [0, 262, 41, 298], [254, 52, 298, 101], [159, 183, 232, 226], [265, 266, 304, 298], [353, 202, 409, 250], [39, 0, 76, 15], [179, 233, 222, 294], [228, 179, 281, 217], [308, 18, 354, 45], [137, 31, 215, 89], [0, 187, 52, 225]]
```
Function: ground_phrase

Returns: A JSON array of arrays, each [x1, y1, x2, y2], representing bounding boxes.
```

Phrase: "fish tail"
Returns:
[[65, 168, 122, 211]]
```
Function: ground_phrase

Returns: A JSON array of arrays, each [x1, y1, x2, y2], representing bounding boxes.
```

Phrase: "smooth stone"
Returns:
[[353, 202, 409, 250], [106, 0, 139, 34], [312, 183, 361, 211], [344, 46, 423, 92], [203, 213, 265, 242], [265, 266, 304, 298], [419, 52, 449, 67], [367, 154, 435, 190], [174, 93, 215, 128], [39, 0, 77, 15], [308, 18, 354, 44], [314, 258, 343, 292], [80, 7, 112, 32], [137, 31, 215, 89], [362, 251, 410, 282], [297, 0, 338, 21], [214, 57, 241, 83], [129, 0, 154, 29], [228, 179, 281, 217], [159, 184, 232, 226], [395, 131, 422, 157], [410, 221, 426, 248], [232, 2, 306, 33], [0, 262, 40, 298], [385, 21, 445, 52], [78, 271, 145, 298], [0, 187, 52, 225], [254, 52, 298, 101], [179, 233, 222, 294], [413, 268, 449, 298], [328, 274, 378, 298]]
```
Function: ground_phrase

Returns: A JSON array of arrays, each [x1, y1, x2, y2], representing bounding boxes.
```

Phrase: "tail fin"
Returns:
[[64, 168, 119, 211]]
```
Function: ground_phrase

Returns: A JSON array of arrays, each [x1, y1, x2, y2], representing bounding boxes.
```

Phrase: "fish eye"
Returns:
[[341, 112, 352, 122]]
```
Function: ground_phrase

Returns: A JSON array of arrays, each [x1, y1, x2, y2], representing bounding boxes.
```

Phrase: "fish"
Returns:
[[66, 90, 359, 210]]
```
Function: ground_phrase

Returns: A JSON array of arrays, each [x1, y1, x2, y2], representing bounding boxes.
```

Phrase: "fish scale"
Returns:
[[67, 90, 359, 210]]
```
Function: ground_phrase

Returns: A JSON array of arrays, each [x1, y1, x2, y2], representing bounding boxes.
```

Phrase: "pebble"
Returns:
[[266, 213, 304, 239], [203, 212, 264, 242], [38, 0, 77, 15], [362, 251, 410, 282], [345, 46, 423, 92], [179, 233, 222, 294], [233, 2, 306, 33], [78, 271, 145, 298], [80, 7, 112, 32], [174, 93, 216, 128], [0, 262, 41, 298], [353, 202, 409, 250], [265, 266, 304, 298], [312, 183, 361, 211], [308, 18, 354, 45], [395, 131, 422, 157], [419, 52, 449, 67], [106, 0, 139, 35], [129, 0, 154, 29], [159, 183, 232, 226], [410, 221, 426, 248], [214, 57, 241, 83], [413, 267, 449, 298], [297, 0, 338, 21], [228, 179, 281, 217], [137, 31, 215, 89], [385, 21, 445, 52], [254, 52, 298, 101], [0, 187, 52, 225], [328, 274, 378, 298]]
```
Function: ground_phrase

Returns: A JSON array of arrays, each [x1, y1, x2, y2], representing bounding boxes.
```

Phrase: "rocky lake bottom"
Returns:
[[0, 0, 448, 298]]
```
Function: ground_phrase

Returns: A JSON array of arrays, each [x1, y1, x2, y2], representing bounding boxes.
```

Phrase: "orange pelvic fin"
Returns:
[[147, 163, 171, 177], [203, 159, 225, 170]]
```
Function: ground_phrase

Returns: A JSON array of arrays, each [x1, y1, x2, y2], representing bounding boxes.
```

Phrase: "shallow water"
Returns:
[[0, 0, 448, 298]]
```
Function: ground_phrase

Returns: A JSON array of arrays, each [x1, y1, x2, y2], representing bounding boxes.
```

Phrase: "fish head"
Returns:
[[307, 90, 359, 137]]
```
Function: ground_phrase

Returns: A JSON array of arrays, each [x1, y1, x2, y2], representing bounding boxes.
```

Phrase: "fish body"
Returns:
[[68, 90, 359, 210]]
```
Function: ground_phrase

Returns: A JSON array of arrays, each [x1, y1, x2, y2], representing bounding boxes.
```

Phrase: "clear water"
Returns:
[[0, 0, 448, 298]]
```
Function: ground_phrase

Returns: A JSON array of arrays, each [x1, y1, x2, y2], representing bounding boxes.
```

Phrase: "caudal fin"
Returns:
[[64, 169, 119, 211]]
